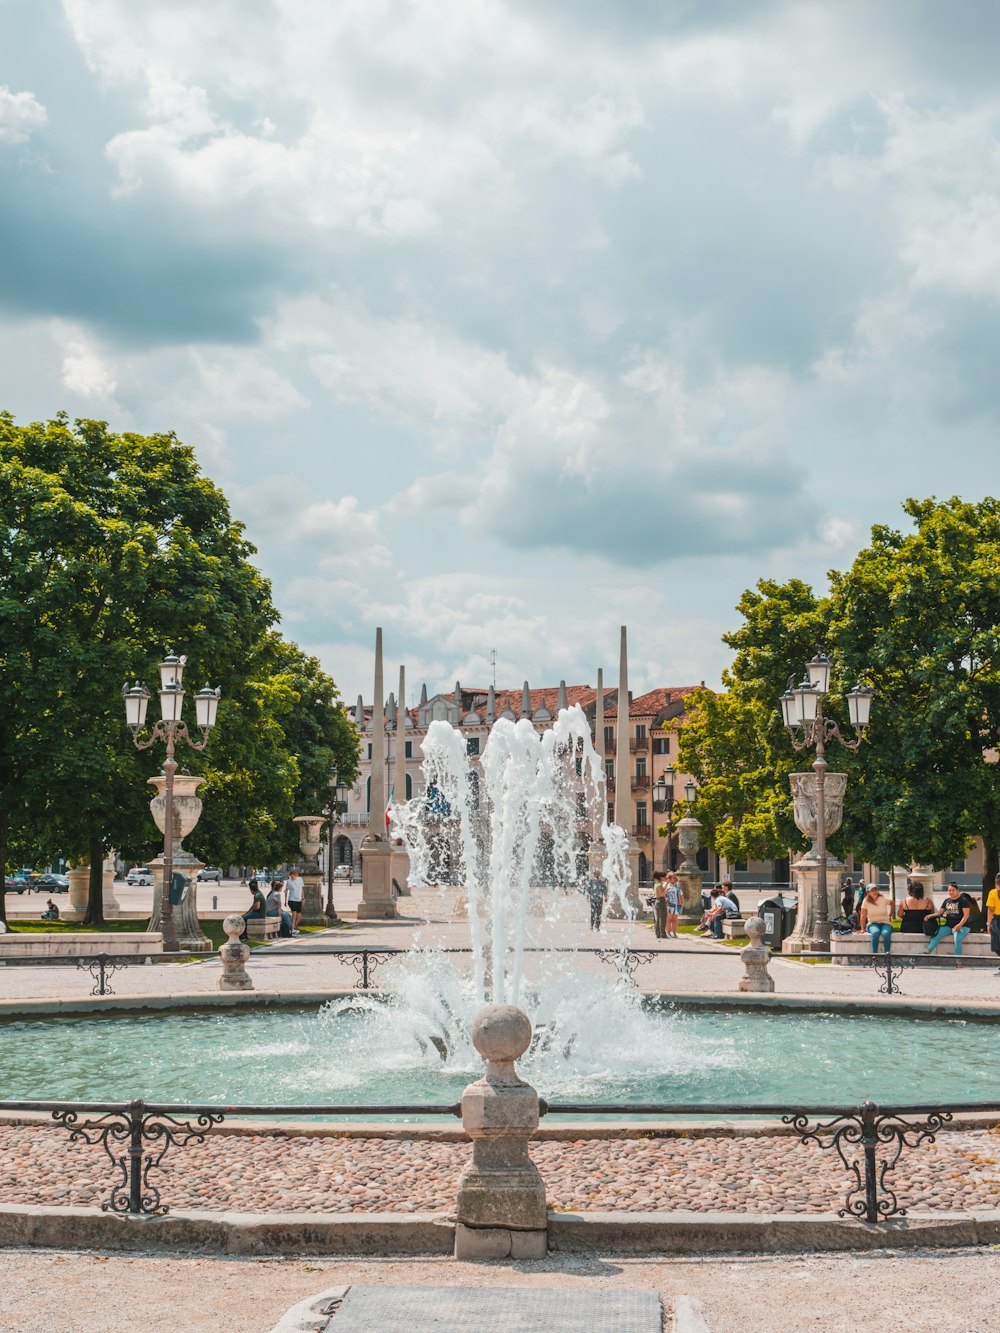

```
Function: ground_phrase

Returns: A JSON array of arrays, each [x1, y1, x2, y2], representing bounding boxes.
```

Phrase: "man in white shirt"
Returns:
[[286, 870, 305, 933]]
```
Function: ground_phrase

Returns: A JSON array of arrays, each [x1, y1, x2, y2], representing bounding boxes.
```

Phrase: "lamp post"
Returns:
[[323, 772, 349, 921], [779, 653, 874, 948], [123, 653, 220, 954], [653, 765, 675, 870]]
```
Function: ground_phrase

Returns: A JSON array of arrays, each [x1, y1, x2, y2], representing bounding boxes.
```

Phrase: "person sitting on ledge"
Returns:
[[40, 898, 60, 921], [926, 882, 975, 963], [702, 885, 740, 938], [859, 883, 894, 954], [266, 878, 296, 937], [898, 881, 937, 934], [240, 876, 267, 941]]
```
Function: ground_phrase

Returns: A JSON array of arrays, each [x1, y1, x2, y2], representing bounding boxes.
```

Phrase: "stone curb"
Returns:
[[547, 1209, 1000, 1253], [4, 988, 1000, 1020], [2, 1203, 999, 1256]]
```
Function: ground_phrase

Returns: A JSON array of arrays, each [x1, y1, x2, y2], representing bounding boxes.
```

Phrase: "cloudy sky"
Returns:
[[2, 1, 997, 703]]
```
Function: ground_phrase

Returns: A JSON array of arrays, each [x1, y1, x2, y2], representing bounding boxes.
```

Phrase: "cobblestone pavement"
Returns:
[[1, 1121, 998, 1216]]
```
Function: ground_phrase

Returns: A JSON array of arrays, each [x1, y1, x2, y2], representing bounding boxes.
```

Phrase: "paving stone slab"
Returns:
[[328, 1283, 663, 1332]]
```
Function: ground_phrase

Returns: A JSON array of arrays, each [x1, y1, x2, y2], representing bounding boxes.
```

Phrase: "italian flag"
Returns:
[[386, 784, 394, 830]]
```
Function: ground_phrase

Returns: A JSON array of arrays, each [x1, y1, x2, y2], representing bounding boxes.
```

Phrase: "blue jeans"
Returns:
[[867, 922, 892, 954], [927, 924, 970, 956]]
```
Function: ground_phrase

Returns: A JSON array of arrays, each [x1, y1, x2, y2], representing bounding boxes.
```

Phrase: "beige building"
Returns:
[[329, 679, 701, 886]]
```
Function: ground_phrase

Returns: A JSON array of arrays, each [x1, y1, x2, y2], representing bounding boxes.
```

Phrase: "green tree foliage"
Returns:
[[830, 497, 1000, 890], [190, 633, 359, 870], [678, 498, 1000, 895], [0, 412, 274, 921], [672, 579, 828, 863]]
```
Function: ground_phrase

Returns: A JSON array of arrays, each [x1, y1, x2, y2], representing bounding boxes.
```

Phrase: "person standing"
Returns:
[[986, 874, 1000, 977], [664, 871, 682, 939], [585, 871, 609, 931], [652, 872, 668, 939], [926, 882, 975, 963], [286, 868, 305, 934]]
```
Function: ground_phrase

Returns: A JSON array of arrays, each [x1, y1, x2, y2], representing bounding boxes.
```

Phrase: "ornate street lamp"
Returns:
[[653, 763, 676, 871], [123, 653, 220, 953], [323, 772, 349, 921], [780, 657, 873, 948]]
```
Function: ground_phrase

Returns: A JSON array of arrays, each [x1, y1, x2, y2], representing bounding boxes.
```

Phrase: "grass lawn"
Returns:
[[2, 917, 353, 953]]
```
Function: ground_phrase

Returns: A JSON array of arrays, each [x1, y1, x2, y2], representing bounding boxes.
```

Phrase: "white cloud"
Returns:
[[59, 332, 118, 400], [0, 86, 46, 146]]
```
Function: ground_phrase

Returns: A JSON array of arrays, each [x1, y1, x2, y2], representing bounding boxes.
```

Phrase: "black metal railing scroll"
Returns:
[[781, 1100, 954, 1223]]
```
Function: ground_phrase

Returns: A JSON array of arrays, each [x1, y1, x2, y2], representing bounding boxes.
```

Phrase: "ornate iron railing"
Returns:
[[0, 1096, 992, 1223]]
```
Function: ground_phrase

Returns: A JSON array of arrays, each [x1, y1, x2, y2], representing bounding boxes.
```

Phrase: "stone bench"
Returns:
[[830, 931, 995, 964], [721, 918, 749, 939], [244, 916, 282, 941], [0, 932, 163, 958]]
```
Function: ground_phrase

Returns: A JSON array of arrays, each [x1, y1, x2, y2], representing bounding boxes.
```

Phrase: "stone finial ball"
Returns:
[[470, 1004, 532, 1064], [222, 914, 245, 941], [745, 915, 766, 944]]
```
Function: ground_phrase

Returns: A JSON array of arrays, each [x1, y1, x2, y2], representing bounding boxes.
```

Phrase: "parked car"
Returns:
[[4, 875, 28, 894], [333, 865, 352, 881], [33, 873, 69, 893], [197, 867, 222, 882], [126, 865, 154, 886]]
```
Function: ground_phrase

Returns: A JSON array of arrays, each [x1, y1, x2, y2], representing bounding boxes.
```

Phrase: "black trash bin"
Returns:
[[759, 893, 797, 948]]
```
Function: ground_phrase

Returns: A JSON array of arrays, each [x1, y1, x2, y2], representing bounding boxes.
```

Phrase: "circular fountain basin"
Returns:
[[2, 1002, 997, 1115]]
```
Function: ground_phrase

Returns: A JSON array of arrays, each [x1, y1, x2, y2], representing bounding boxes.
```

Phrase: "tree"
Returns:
[[831, 497, 1000, 895], [673, 579, 829, 864], [0, 412, 275, 924]]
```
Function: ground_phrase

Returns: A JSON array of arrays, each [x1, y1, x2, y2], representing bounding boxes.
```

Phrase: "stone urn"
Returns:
[[293, 815, 325, 866], [676, 815, 703, 872], [789, 771, 848, 852], [148, 772, 205, 856]]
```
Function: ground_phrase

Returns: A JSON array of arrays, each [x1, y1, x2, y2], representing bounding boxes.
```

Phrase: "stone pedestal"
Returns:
[[67, 867, 89, 917], [292, 817, 327, 925], [300, 871, 325, 926], [739, 917, 775, 992], [101, 858, 121, 919], [357, 835, 397, 919], [217, 915, 252, 990], [455, 1004, 547, 1261], [675, 867, 703, 921], [781, 850, 845, 954], [65, 864, 120, 920], [148, 854, 212, 952]]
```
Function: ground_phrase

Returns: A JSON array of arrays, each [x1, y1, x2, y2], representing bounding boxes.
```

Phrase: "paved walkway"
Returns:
[[2, 1247, 998, 1333], [1, 1120, 997, 1216], [1, 883, 999, 1004]]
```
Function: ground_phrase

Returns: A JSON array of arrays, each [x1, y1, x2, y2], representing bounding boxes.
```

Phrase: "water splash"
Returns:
[[390, 705, 631, 1008]]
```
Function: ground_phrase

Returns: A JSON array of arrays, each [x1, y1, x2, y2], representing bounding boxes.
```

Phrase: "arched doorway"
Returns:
[[333, 836, 353, 867]]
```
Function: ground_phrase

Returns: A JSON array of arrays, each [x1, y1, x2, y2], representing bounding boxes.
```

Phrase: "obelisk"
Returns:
[[613, 626, 643, 913], [358, 628, 397, 919], [588, 667, 607, 875]]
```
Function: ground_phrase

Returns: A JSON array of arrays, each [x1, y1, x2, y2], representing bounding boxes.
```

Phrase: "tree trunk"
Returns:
[[83, 834, 106, 926], [982, 841, 998, 909], [0, 808, 7, 926]]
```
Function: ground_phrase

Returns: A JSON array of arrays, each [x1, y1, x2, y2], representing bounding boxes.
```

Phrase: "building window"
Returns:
[[605, 758, 614, 782], [405, 774, 413, 799], [604, 725, 614, 748], [467, 737, 480, 756], [952, 858, 966, 873], [635, 724, 647, 743], [574, 756, 583, 777], [607, 803, 614, 825], [653, 736, 670, 755], [576, 793, 586, 818], [635, 756, 647, 779], [636, 801, 648, 828], [367, 744, 372, 759], [405, 741, 413, 758]]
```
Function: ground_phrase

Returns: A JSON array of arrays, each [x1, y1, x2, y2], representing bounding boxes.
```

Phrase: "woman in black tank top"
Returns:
[[899, 881, 937, 934]]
